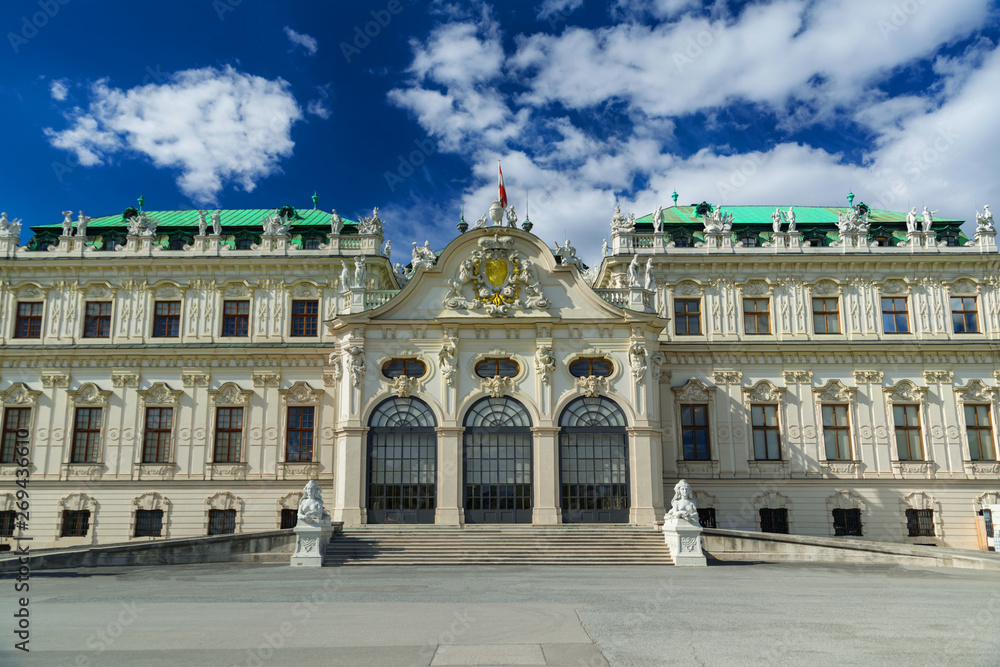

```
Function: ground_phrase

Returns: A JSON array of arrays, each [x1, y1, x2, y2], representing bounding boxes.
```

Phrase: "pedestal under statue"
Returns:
[[661, 479, 707, 567], [290, 480, 333, 567]]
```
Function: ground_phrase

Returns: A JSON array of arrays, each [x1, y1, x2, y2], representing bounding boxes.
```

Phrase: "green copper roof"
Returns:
[[31, 208, 355, 231], [636, 205, 963, 226]]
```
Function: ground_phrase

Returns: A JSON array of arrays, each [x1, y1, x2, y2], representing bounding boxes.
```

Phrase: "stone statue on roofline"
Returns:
[[643, 257, 655, 290], [353, 255, 366, 289], [921, 206, 936, 233], [786, 206, 796, 232], [0, 213, 22, 239], [76, 211, 90, 237], [771, 208, 783, 233], [197, 210, 207, 236], [652, 205, 663, 233], [627, 253, 641, 287], [554, 239, 582, 270], [505, 205, 518, 228], [906, 207, 918, 233], [211, 210, 222, 236], [330, 209, 343, 235], [975, 204, 994, 233], [61, 211, 74, 237], [340, 261, 350, 290]]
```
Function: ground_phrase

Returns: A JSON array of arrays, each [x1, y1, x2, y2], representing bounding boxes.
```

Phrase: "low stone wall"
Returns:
[[702, 527, 1000, 571], [0, 529, 303, 572]]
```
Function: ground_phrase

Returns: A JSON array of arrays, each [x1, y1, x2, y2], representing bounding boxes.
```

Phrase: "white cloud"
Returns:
[[44, 66, 303, 204], [49, 79, 68, 101], [284, 26, 318, 55], [306, 99, 330, 119], [537, 0, 583, 21]]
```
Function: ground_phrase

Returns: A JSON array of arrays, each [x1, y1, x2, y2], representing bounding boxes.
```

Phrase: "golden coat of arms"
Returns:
[[443, 233, 549, 317]]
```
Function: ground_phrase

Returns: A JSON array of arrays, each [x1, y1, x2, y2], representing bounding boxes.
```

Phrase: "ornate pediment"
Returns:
[[138, 382, 183, 406], [743, 380, 785, 403], [884, 380, 926, 403], [2, 382, 41, 406], [443, 234, 549, 317], [673, 378, 714, 403], [674, 280, 703, 296], [742, 280, 771, 296], [955, 379, 996, 403], [209, 382, 252, 406], [811, 279, 841, 296], [281, 381, 321, 404], [881, 278, 909, 295], [68, 383, 112, 406], [813, 379, 855, 404], [949, 278, 979, 295]]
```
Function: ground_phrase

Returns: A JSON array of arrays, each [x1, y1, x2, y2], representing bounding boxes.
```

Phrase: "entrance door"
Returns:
[[463, 396, 533, 524], [559, 396, 630, 523], [367, 397, 437, 524]]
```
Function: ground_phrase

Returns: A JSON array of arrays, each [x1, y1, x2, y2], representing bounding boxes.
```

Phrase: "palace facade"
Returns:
[[0, 199, 998, 551]]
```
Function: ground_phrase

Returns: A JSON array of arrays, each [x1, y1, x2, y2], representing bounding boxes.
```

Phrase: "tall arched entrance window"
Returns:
[[559, 396, 630, 523], [366, 397, 437, 524], [463, 396, 533, 524]]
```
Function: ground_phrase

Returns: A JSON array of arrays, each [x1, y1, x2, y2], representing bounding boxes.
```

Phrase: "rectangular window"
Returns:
[[881, 297, 909, 333], [208, 509, 237, 535], [142, 407, 173, 463], [152, 301, 181, 337], [951, 296, 979, 333], [83, 301, 112, 338], [134, 509, 163, 537], [743, 298, 771, 334], [893, 404, 922, 461], [965, 404, 995, 461], [674, 298, 702, 335], [221, 300, 250, 337], [61, 510, 91, 537], [759, 508, 788, 534], [697, 508, 716, 529], [680, 404, 710, 460], [290, 300, 318, 337], [905, 508, 935, 537], [751, 404, 781, 460], [832, 508, 863, 537], [213, 407, 243, 463], [286, 406, 314, 462], [14, 302, 43, 339], [822, 405, 852, 460], [1, 407, 31, 463], [71, 407, 102, 463], [0, 510, 15, 537], [280, 508, 298, 529], [812, 297, 841, 334]]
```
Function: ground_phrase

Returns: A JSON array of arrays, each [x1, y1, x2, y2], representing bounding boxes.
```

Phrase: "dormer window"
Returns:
[[475, 358, 519, 378], [569, 358, 614, 377], [382, 359, 427, 378], [671, 235, 691, 248], [738, 233, 758, 247]]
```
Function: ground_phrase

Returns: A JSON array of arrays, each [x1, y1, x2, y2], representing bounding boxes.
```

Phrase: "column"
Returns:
[[332, 427, 366, 526], [628, 426, 664, 525], [435, 427, 464, 525]]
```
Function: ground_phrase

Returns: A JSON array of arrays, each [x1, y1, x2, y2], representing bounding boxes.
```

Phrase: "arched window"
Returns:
[[474, 358, 519, 378], [381, 359, 427, 378], [559, 396, 629, 523], [463, 397, 532, 524], [738, 233, 758, 247], [568, 358, 614, 377], [366, 397, 437, 524]]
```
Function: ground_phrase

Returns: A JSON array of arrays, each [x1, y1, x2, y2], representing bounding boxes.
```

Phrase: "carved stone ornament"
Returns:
[[650, 351, 669, 381], [391, 375, 420, 398], [281, 381, 320, 404], [783, 371, 813, 384], [346, 346, 367, 388], [209, 382, 252, 406], [41, 372, 71, 388], [712, 370, 742, 385], [955, 379, 996, 403], [674, 280, 702, 296], [138, 382, 183, 406], [628, 341, 648, 381], [2, 382, 41, 406], [673, 378, 714, 402], [971, 463, 1000, 474], [181, 371, 210, 387], [814, 379, 855, 404], [811, 279, 840, 296], [950, 278, 978, 295], [443, 234, 549, 317], [922, 370, 954, 384], [68, 383, 112, 406], [743, 380, 785, 404], [206, 491, 243, 512], [290, 282, 319, 298], [853, 370, 884, 384], [133, 492, 170, 512], [576, 375, 609, 398], [534, 346, 556, 385], [742, 280, 771, 296], [881, 279, 909, 295], [59, 492, 97, 513], [252, 371, 281, 388], [112, 372, 140, 388], [482, 375, 514, 398], [884, 380, 927, 403]]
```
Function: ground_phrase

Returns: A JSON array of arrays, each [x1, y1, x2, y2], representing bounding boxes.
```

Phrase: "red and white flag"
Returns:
[[497, 161, 507, 209]]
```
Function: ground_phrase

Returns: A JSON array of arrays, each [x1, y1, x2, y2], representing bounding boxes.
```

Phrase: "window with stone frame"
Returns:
[[474, 358, 519, 378], [152, 301, 181, 337], [381, 358, 427, 378], [70, 407, 102, 463], [965, 404, 995, 461], [680, 404, 710, 460], [881, 297, 909, 334], [60, 510, 91, 537], [134, 509, 163, 537], [951, 296, 979, 334], [221, 300, 250, 337], [208, 509, 236, 535], [743, 298, 771, 334], [822, 405, 852, 460], [285, 406, 314, 463], [751, 404, 781, 460], [674, 298, 702, 335], [567, 358, 613, 378], [812, 297, 841, 334], [142, 407, 173, 463], [213, 407, 243, 463], [14, 302, 43, 339], [905, 508, 934, 537], [832, 508, 863, 536], [290, 300, 319, 337], [759, 507, 788, 534], [1, 407, 30, 463], [892, 404, 923, 461], [83, 301, 112, 338]]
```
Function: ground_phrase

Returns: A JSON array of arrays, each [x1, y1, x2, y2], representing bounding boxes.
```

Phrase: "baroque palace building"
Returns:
[[0, 196, 999, 551]]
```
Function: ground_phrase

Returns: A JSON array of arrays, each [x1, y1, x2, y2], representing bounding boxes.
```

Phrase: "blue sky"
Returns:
[[2, 0, 998, 264]]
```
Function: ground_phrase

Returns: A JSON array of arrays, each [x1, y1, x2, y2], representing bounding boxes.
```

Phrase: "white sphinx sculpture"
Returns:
[[661, 479, 707, 566], [290, 480, 334, 567]]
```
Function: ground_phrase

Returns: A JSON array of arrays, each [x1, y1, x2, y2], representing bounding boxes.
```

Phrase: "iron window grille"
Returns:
[[381, 358, 427, 378], [213, 407, 243, 463], [751, 404, 781, 460], [83, 302, 112, 338], [14, 302, 43, 339], [152, 301, 181, 337], [674, 299, 702, 335], [568, 358, 613, 377], [134, 509, 163, 537], [142, 407, 173, 463], [892, 404, 923, 460], [1, 407, 30, 463], [881, 297, 909, 333], [759, 507, 789, 534], [280, 509, 298, 529], [905, 508, 935, 537], [286, 406, 314, 462], [290, 300, 318, 337], [822, 405, 852, 460], [832, 508, 863, 536], [474, 358, 519, 378], [61, 510, 90, 537], [70, 407, 102, 463], [680, 404, 710, 460], [743, 298, 771, 334], [812, 297, 841, 334], [208, 509, 236, 535], [697, 508, 717, 529], [951, 296, 979, 333], [965, 404, 995, 461], [221, 300, 250, 337]]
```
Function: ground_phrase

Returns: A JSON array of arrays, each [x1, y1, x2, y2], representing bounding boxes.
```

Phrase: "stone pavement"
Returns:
[[2, 561, 998, 666]]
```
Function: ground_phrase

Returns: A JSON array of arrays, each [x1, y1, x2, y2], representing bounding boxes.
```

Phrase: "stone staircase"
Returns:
[[324, 525, 673, 566]]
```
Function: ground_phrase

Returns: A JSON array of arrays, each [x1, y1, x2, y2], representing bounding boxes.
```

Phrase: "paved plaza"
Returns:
[[2, 561, 998, 666]]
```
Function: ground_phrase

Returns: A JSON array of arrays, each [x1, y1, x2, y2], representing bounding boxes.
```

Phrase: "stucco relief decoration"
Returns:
[[783, 371, 813, 384], [853, 370, 883, 384], [826, 490, 865, 512], [443, 234, 549, 317], [900, 491, 943, 536], [181, 371, 210, 388], [712, 370, 742, 385], [139, 382, 182, 406], [650, 351, 668, 381], [881, 279, 908, 295], [69, 383, 112, 406], [482, 375, 514, 398], [752, 490, 791, 510], [2, 382, 41, 406], [133, 492, 169, 512], [281, 382, 320, 405], [814, 379, 855, 404], [742, 280, 770, 297], [209, 382, 251, 406], [673, 378, 714, 403], [388, 375, 418, 398], [59, 492, 97, 513], [956, 379, 995, 403], [346, 346, 366, 388], [811, 279, 840, 296], [439, 338, 458, 387], [744, 380, 785, 404], [206, 491, 243, 518], [628, 342, 648, 381], [252, 372, 280, 388], [922, 370, 954, 384], [535, 346, 556, 385], [576, 375, 609, 398], [112, 372, 140, 388], [950, 278, 978, 295], [884, 380, 927, 403]]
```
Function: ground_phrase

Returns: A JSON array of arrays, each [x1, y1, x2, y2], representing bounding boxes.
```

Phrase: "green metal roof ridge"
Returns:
[[30, 208, 358, 230], [635, 204, 963, 225]]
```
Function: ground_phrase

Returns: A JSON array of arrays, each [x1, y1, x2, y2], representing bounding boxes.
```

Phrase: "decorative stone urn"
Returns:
[[661, 479, 707, 567], [290, 480, 333, 567], [488, 200, 504, 224]]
